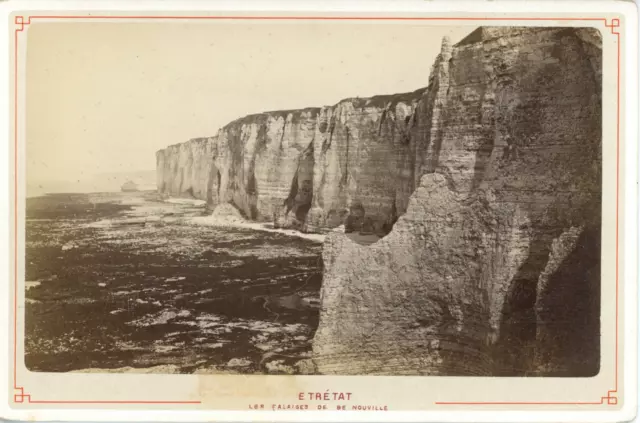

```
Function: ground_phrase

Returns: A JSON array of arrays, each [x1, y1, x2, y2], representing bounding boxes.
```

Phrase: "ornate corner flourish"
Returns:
[[605, 17, 621, 35], [602, 390, 618, 406], [14, 15, 32, 32], [14, 387, 32, 404]]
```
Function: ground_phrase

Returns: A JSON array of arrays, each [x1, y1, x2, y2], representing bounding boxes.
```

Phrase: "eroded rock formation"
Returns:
[[156, 26, 602, 376], [156, 91, 424, 235], [313, 27, 602, 376]]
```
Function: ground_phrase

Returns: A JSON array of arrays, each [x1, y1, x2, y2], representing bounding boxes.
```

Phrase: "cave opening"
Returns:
[[280, 143, 315, 229], [283, 169, 314, 228]]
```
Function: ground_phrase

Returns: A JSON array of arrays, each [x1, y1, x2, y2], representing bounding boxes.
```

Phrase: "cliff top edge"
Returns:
[[158, 86, 426, 152], [157, 26, 600, 154]]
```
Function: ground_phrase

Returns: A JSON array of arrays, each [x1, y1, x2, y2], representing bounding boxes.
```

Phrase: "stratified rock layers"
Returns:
[[157, 26, 602, 376], [312, 27, 602, 376], [156, 91, 424, 234]]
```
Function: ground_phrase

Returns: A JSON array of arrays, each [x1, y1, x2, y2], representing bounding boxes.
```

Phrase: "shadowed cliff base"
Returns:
[[493, 226, 601, 376], [532, 225, 602, 376]]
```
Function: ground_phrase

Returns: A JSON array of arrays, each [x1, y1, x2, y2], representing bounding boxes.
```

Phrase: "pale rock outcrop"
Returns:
[[312, 27, 602, 376]]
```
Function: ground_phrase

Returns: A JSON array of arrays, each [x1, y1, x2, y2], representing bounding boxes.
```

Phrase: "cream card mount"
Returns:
[[0, 0, 638, 422]]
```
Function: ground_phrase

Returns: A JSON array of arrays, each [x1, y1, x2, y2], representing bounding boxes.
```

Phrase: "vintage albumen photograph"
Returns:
[[24, 23, 602, 377]]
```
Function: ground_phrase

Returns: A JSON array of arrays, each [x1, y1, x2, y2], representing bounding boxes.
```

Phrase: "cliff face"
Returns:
[[312, 27, 602, 376], [157, 26, 602, 376], [156, 90, 425, 234]]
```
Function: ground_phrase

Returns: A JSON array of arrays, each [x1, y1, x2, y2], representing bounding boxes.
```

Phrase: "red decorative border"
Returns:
[[12, 14, 621, 407]]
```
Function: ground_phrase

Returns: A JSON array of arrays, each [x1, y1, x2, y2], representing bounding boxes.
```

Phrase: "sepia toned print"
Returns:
[[24, 23, 602, 379]]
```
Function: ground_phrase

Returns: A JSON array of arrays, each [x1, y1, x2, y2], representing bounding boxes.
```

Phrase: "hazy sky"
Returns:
[[26, 22, 472, 185]]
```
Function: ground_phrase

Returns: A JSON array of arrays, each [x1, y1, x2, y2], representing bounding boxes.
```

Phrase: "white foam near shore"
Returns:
[[190, 214, 326, 243], [80, 194, 325, 243], [189, 203, 326, 243], [164, 198, 207, 206]]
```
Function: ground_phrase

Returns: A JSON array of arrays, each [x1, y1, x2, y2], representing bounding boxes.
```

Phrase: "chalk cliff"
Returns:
[[156, 26, 602, 376], [156, 89, 425, 235], [312, 27, 602, 376]]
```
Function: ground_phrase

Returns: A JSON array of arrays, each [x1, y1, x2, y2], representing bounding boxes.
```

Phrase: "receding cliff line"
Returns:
[[312, 26, 602, 376], [156, 90, 424, 235]]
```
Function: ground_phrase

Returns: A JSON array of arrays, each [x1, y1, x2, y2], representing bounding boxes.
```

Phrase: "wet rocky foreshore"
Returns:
[[25, 191, 323, 374]]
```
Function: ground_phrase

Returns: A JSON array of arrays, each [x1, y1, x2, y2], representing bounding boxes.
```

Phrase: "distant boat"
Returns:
[[121, 180, 139, 192]]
